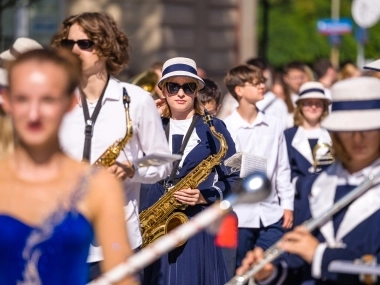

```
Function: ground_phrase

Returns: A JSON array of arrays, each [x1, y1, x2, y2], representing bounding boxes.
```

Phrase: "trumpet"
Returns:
[[226, 169, 380, 285]]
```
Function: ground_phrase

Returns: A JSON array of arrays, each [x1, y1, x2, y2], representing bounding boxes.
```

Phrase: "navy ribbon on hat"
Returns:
[[162, 63, 198, 77], [299, 88, 325, 97], [332, 99, 380, 111]]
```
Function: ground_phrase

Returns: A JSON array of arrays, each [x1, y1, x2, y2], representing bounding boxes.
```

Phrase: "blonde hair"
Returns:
[[0, 107, 14, 160], [160, 78, 204, 118], [293, 99, 329, 127]]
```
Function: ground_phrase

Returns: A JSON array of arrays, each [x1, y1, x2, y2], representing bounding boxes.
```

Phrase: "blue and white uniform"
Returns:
[[284, 126, 331, 227], [261, 159, 380, 285], [142, 115, 239, 285]]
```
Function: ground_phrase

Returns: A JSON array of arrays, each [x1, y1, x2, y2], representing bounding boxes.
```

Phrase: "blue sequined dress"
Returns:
[[0, 170, 95, 285]]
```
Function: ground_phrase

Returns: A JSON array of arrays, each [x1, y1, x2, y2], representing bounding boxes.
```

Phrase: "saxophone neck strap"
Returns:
[[166, 114, 201, 186], [81, 76, 110, 163]]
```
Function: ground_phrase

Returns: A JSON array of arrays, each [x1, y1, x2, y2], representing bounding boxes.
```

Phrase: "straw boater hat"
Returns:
[[296, 81, 331, 104], [0, 37, 43, 61], [322, 77, 380, 131], [158, 57, 205, 90]]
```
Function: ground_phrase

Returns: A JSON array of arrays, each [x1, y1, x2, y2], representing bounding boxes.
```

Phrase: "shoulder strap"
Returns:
[[81, 77, 110, 163], [167, 114, 201, 185]]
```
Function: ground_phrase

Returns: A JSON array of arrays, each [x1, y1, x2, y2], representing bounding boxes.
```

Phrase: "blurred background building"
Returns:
[[0, 0, 257, 84], [2, 0, 380, 84]]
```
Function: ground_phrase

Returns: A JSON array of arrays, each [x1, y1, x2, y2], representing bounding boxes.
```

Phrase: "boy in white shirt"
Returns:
[[223, 64, 294, 268]]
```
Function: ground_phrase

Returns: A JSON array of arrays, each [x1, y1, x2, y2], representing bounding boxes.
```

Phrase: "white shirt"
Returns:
[[59, 77, 171, 259], [304, 128, 321, 139], [217, 92, 288, 130], [256, 91, 288, 131], [169, 117, 200, 168], [224, 110, 294, 228]]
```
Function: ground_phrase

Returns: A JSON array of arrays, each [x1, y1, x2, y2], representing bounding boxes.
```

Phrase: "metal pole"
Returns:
[[14, 0, 29, 38], [357, 40, 365, 69], [330, 0, 340, 69]]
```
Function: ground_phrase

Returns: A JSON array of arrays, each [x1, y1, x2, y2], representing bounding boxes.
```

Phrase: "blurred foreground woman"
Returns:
[[237, 77, 380, 285], [0, 49, 137, 285]]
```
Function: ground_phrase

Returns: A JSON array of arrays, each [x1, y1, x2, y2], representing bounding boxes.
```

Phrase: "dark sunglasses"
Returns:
[[165, 82, 197, 95], [60, 39, 94, 50]]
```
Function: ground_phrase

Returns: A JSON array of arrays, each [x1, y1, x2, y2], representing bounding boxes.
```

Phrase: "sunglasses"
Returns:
[[165, 82, 197, 95], [60, 39, 94, 50]]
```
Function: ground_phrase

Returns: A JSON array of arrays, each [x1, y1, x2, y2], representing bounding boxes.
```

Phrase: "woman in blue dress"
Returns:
[[237, 76, 380, 285], [0, 49, 137, 285], [284, 81, 332, 227], [142, 57, 239, 285]]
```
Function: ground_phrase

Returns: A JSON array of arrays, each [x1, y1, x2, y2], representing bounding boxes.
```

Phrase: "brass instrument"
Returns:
[[94, 88, 133, 167], [131, 70, 158, 94], [226, 170, 380, 285], [139, 112, 228, 248], [312, 142, 334, 173]]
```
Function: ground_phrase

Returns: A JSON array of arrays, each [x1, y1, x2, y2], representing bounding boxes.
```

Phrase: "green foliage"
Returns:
[[259, 0, 380, 68]]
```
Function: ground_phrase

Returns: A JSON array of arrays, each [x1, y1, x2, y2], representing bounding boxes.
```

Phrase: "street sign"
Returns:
[[317, 18, 353, 35]]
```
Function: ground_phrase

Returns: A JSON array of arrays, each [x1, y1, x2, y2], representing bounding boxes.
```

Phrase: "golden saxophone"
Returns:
[[94, 87, 133, 167], [139, 112, 228, 248]]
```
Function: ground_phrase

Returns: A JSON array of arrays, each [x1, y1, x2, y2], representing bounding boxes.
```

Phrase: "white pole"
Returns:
[[14, 0, 29, 38]]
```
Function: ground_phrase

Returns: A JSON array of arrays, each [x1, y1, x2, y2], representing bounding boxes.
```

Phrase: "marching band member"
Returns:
[[223, 64, 294, 269], [51, 12, 171, 279], [142, 57, 239, 285], [0, 49, 136, 285], [284, 82, 332, 226], [237, 76, 380, 285]]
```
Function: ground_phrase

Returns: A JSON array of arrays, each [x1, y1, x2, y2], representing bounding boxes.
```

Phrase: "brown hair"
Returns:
[[272, 72, 294, 113], [330, 132, 351, 166], [224, 64, 265, 101], [293, 99, 329, 127], [331, 131, 380, 167], [160, 78, 204, 118], [7, 49, 82, 95], [50, 12, 130, 76]]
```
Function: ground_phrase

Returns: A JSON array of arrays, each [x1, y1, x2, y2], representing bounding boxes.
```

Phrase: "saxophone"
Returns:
[[139, 112, 228, 248], [94, 87, 133, 167]]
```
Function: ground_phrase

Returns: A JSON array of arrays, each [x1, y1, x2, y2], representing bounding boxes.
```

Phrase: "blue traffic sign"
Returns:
[[317, 18, 353, 35]]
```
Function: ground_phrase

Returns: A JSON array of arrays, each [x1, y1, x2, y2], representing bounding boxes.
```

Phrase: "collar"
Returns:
[[310, 158, 380, 245], [336, 157, 380, 186], [291, 126, 331, 166], [231, 109, 269, 130], [77, 76, 120, 107]]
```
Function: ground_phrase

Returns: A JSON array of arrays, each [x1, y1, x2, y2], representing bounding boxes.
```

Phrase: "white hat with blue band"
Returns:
[[296, 81, 331, 103], [322, 77, 380, 131], [158, 57, 205, 90]]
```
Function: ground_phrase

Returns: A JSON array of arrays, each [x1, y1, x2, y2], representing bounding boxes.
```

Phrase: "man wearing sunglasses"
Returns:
[[51, 12, 171, 280]]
